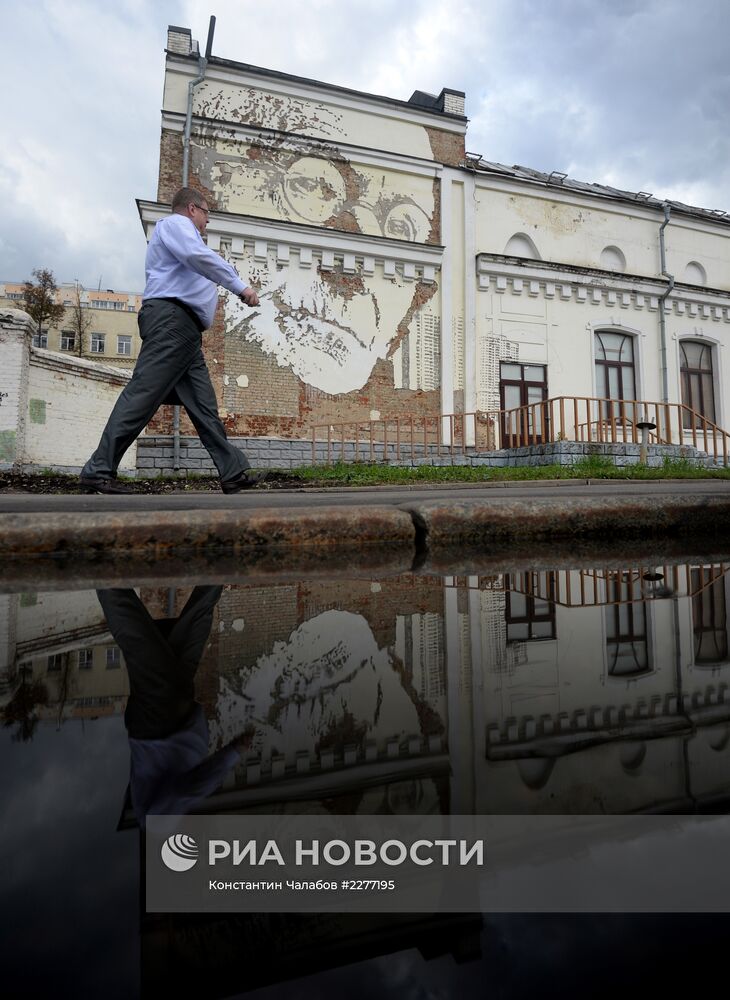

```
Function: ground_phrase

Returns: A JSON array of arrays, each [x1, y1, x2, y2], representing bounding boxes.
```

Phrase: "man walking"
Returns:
[[80, 187, 262, 494]]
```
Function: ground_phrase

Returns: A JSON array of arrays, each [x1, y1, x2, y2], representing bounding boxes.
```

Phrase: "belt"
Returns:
[[151, 297, 206, 332]]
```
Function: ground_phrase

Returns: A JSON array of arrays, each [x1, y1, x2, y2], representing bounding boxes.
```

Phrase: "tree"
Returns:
[[1, 676, 48, 742], [22, 267, 65, 337], [67, 280, 92, 357]]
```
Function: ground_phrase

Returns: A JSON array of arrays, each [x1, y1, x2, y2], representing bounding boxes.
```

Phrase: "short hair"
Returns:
[[171, 187, 208, 212]]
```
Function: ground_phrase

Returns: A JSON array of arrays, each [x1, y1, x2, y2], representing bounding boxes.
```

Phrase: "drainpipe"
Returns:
[[173, 15, 216, 470], [658, 203, 674, 406]]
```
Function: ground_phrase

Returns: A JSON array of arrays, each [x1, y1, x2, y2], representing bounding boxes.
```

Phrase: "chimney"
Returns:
[[440, 89, 466, 117], [167, 25, 193, 55]]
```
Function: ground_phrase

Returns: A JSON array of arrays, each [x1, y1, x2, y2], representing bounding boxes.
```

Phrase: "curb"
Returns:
[[0, 505, 415, 561]]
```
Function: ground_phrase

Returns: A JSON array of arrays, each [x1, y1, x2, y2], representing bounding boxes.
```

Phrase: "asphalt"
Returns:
[[2, 477, 730, 514]]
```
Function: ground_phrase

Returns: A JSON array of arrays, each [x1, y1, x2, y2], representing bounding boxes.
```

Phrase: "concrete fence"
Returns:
[[0, 309, 135, 474], [136, 435, 715, 476]]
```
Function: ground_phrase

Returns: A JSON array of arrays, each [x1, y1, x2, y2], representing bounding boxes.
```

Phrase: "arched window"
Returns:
[[683, 261, 706, 286], [594, 330, 636, 422], [504, 233, 541, 260], [600, 245, 626, 273], [680, 340, 715, 427]]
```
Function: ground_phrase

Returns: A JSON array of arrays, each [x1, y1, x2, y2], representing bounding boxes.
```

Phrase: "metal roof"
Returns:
[[472, 158, 730, 226]]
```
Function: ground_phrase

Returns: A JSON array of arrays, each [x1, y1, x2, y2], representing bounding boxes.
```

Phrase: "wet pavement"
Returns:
[[3, 542, 730, 996]]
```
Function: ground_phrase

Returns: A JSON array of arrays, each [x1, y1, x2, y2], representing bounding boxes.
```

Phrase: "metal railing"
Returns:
[[311, 396, 730, 466]]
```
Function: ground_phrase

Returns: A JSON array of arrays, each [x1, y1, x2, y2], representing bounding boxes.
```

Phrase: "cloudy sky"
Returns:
[[2, 0, 729, 293]]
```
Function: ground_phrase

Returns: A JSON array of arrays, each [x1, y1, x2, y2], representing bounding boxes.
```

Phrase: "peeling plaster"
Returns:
[[235, 373, 249, 388], [196, 85, 346, 139]]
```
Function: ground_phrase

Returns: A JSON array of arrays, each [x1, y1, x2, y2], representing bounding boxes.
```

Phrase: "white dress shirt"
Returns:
[[142, 213, 249, 329]]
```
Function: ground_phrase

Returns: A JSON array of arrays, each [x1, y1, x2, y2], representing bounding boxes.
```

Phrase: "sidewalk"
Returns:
[[2, 480, 730, 573]]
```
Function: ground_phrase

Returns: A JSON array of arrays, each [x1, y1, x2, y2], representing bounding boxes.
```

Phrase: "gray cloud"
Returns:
[[2, 0, 728, 296]]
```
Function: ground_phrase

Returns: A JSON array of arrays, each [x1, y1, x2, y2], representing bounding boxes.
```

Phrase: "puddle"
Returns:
[[3, 551, 730, 996]]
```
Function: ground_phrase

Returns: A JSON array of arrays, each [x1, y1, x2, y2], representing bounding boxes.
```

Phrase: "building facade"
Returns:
[[0, 282, 142, 368], [139, 25, 730, 458]]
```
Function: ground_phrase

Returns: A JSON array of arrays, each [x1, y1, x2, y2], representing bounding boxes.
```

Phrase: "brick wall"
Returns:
[[425, 127, 466, 167], [25, 351, 135, 472]]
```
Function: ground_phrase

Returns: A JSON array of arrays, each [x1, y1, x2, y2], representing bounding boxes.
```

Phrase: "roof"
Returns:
[[473, 159, 730, 227], [169, 49, 467, 122]]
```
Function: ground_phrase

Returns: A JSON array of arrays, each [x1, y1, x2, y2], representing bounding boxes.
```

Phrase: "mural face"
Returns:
[[211, 610, 432, 761], [199, 136, 435, 242], [224, 260, 430, 395]]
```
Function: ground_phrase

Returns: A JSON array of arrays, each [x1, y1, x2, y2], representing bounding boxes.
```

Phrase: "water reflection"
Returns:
[[97, 587, 251, 827], [3, 556, 730, 996], [4, 560, 730, 819]]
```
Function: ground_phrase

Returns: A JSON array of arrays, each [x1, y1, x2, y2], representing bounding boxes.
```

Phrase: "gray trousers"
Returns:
[[82, 298, 250, 481], [96, 585, 223, 740]]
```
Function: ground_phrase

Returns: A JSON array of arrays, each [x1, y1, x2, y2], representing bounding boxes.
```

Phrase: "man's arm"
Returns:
[[159, 216, 259, 304]]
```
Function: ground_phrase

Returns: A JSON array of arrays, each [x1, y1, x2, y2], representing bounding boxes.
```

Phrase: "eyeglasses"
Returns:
[[192, 204, 210, 217]]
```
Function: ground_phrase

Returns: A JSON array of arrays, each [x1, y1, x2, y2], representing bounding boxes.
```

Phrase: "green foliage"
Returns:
[[22, 268, 66, 335]]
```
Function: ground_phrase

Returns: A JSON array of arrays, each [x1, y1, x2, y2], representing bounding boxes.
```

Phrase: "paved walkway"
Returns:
[[2, 477, 730, 514]]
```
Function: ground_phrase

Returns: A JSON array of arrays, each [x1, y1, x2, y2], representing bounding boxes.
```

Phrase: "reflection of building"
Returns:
[[0, 282, 142, 368], [137, 25, 730, 465], [0, 590, 128, 723], [5, 561, 730, 807], [6, 559, 730, 994]]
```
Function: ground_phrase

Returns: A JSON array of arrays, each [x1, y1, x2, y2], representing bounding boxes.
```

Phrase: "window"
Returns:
[[680, 341, 715, 427], [594, 331, 636, 424], [78, 648, 94, 670], [605, 575, 650, 677], [8, 291, 24, 300], [61, 331, 76, 351], [114, 301, 125, 311], [691, 569, 728, 665], [90, 333, 105, 353], [32, 331, 48, 348], [117, 335, 132, 356], [47, 653, 64, 672], [505, 572, 556, 641], [106, 646, 121, 668]]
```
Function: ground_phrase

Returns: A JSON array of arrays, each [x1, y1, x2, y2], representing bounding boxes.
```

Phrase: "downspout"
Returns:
[[173, 15, 216, 471], [658, 203, 674, 405]]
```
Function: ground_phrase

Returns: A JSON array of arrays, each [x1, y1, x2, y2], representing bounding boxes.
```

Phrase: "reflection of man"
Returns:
[[97, 586, 248, 827], [80, 187, 264, 495]]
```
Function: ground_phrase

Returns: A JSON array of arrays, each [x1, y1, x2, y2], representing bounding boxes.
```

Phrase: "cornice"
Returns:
[[476, 254, 730, 322], [138, 201, 443, 282]]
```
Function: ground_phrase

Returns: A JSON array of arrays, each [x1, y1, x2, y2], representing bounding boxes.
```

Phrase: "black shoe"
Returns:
[[79, 475, 136, 495], [221, 470, 268, 494]]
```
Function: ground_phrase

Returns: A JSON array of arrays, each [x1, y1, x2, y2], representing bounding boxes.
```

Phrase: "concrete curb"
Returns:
[[400, 495, 730, 545], [2, 492, 730, 569], [0, 505, 415, 560]]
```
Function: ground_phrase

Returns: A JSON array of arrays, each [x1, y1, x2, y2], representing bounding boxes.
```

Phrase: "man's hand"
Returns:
[[239, 287, 260, 307]]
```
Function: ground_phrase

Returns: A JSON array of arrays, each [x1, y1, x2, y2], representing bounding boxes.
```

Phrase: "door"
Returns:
[[500, 363, 547, 447]]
